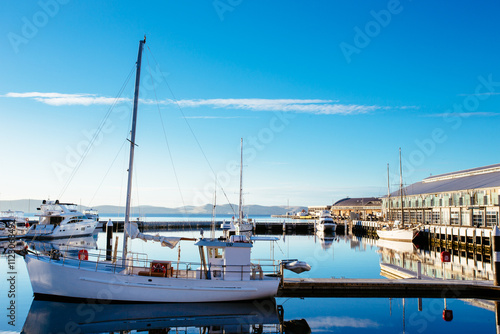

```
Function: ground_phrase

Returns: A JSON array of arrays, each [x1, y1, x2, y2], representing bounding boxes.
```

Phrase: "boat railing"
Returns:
[[34, 247, 280, 280]]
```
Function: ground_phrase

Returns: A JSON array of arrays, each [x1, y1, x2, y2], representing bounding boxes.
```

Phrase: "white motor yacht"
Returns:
[[24, 200, 98, 240], [316, 210, 337, 232]]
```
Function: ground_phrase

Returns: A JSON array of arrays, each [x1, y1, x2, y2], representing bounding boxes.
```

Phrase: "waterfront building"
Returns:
[[330, 197, 382, 220], [383, 163, 500, 227], [307, 206, 331, 217]]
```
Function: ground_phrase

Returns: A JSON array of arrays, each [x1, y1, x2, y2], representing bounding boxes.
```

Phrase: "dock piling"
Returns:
[[106, 219, 113, 261], [493, 226, 500, 286]]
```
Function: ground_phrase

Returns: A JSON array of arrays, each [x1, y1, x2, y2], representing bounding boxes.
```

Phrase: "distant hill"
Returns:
[[0, 199, 306, 216]]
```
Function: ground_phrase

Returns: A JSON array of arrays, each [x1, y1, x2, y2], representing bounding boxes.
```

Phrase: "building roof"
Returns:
[[391, 163, 500, 197], [332, 197, 381, 207]]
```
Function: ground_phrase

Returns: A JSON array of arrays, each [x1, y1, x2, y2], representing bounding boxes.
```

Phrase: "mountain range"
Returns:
[[0, 199, 306, 216]]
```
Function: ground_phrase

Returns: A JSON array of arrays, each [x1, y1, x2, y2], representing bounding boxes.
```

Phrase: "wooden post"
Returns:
[[493, 226, 500, 286], [106, 219, 113, 261]]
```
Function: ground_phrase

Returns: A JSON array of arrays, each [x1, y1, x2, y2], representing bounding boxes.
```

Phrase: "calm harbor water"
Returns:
[[0, 216, 497, 333]]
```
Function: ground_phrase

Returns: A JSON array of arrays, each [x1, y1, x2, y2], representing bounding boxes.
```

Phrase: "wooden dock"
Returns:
[[278, 277, 500, 299]]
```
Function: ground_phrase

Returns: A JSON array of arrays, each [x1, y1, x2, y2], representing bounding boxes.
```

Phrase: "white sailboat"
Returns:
[[23, 200, 98, 240], [21, 38, 284, 303], [221, 138, 253, 233], [377, 150, 419, 242]]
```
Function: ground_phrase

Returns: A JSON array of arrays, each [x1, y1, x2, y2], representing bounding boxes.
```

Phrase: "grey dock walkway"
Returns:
[[278, 277, 500, 300]]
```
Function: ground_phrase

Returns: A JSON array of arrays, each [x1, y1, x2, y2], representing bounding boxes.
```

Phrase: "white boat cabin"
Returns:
[[196, 235, 253, 281]]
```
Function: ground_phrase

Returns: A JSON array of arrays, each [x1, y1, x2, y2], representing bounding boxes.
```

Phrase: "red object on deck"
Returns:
[[78, 249, 89, 261], [440, 251, 451, 262]]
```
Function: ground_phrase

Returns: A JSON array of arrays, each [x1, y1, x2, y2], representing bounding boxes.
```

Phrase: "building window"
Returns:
[[473, 211, 484, 227], [439, 198, 443, 207], [486, 211, 497, 227], [425, 211, 432, 224], [432, 212, 440, 224], [449, 197, 453, 206], [484, 196, 489, 205], [459, 197, 463, 206], [451, 213, 459, 225], [430, 198, 434, 206]]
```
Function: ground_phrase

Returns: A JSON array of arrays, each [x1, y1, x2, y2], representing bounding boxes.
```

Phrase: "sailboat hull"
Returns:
[[376, 228, 418, 242], [25, 254, 280, 303]]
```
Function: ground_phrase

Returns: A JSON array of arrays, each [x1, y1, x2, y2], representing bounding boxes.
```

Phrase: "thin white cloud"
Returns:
[[426, 112, 500, 117], [183, 116, 255, 119], [4, 92, 130, 106], [4, 92, 397, 115], [164, 98, 378, 115]]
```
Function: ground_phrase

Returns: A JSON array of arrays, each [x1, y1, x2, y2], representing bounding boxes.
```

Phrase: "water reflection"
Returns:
[[314, 230, 338, 250], [348, 232, 495, 281], [21, 298, 308, 334], [0, 239, 25, 254], [26, 235, 98, 254]]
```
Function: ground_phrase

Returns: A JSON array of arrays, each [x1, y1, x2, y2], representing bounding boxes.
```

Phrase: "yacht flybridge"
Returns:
[[20, 37, 308, 303], [24, 200, 98, 240]]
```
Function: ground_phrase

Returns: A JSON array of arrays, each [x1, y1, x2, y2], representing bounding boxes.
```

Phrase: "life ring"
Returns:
[[152, 262, 167, 273], [78, 249, 88, 261]]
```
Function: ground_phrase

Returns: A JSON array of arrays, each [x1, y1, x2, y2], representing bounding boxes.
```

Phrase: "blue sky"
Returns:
[[1, 0, 500, 209]]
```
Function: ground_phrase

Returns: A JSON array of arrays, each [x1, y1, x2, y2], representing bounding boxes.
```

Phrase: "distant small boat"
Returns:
[[83, 208, 101, 228], [220, 139, 254, 234], [0, 210, 29, 240], [283, 260, 311, 274], [316, 210, 337, 232], [220, 219, 235, 230], [24, 200, 98, 240], [296, 210, 308, 217], [377, 149, 418, 243]]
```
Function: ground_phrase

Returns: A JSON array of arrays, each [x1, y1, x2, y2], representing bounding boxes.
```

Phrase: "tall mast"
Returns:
[[122, 37, 146, 264], [238, 138, 243, 224], [399, 148, 404, 224], [387, 163, 391, 221], [211, 178, 217, 239]]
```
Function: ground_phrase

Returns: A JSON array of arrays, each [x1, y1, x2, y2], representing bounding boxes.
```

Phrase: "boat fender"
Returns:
[[78, 249, 89, 261], [256, 265, 263, 279]]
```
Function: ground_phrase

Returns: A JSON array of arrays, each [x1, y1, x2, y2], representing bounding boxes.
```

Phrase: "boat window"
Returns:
[[50, 217, 64, 225], [207, 247, 224, 259]]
